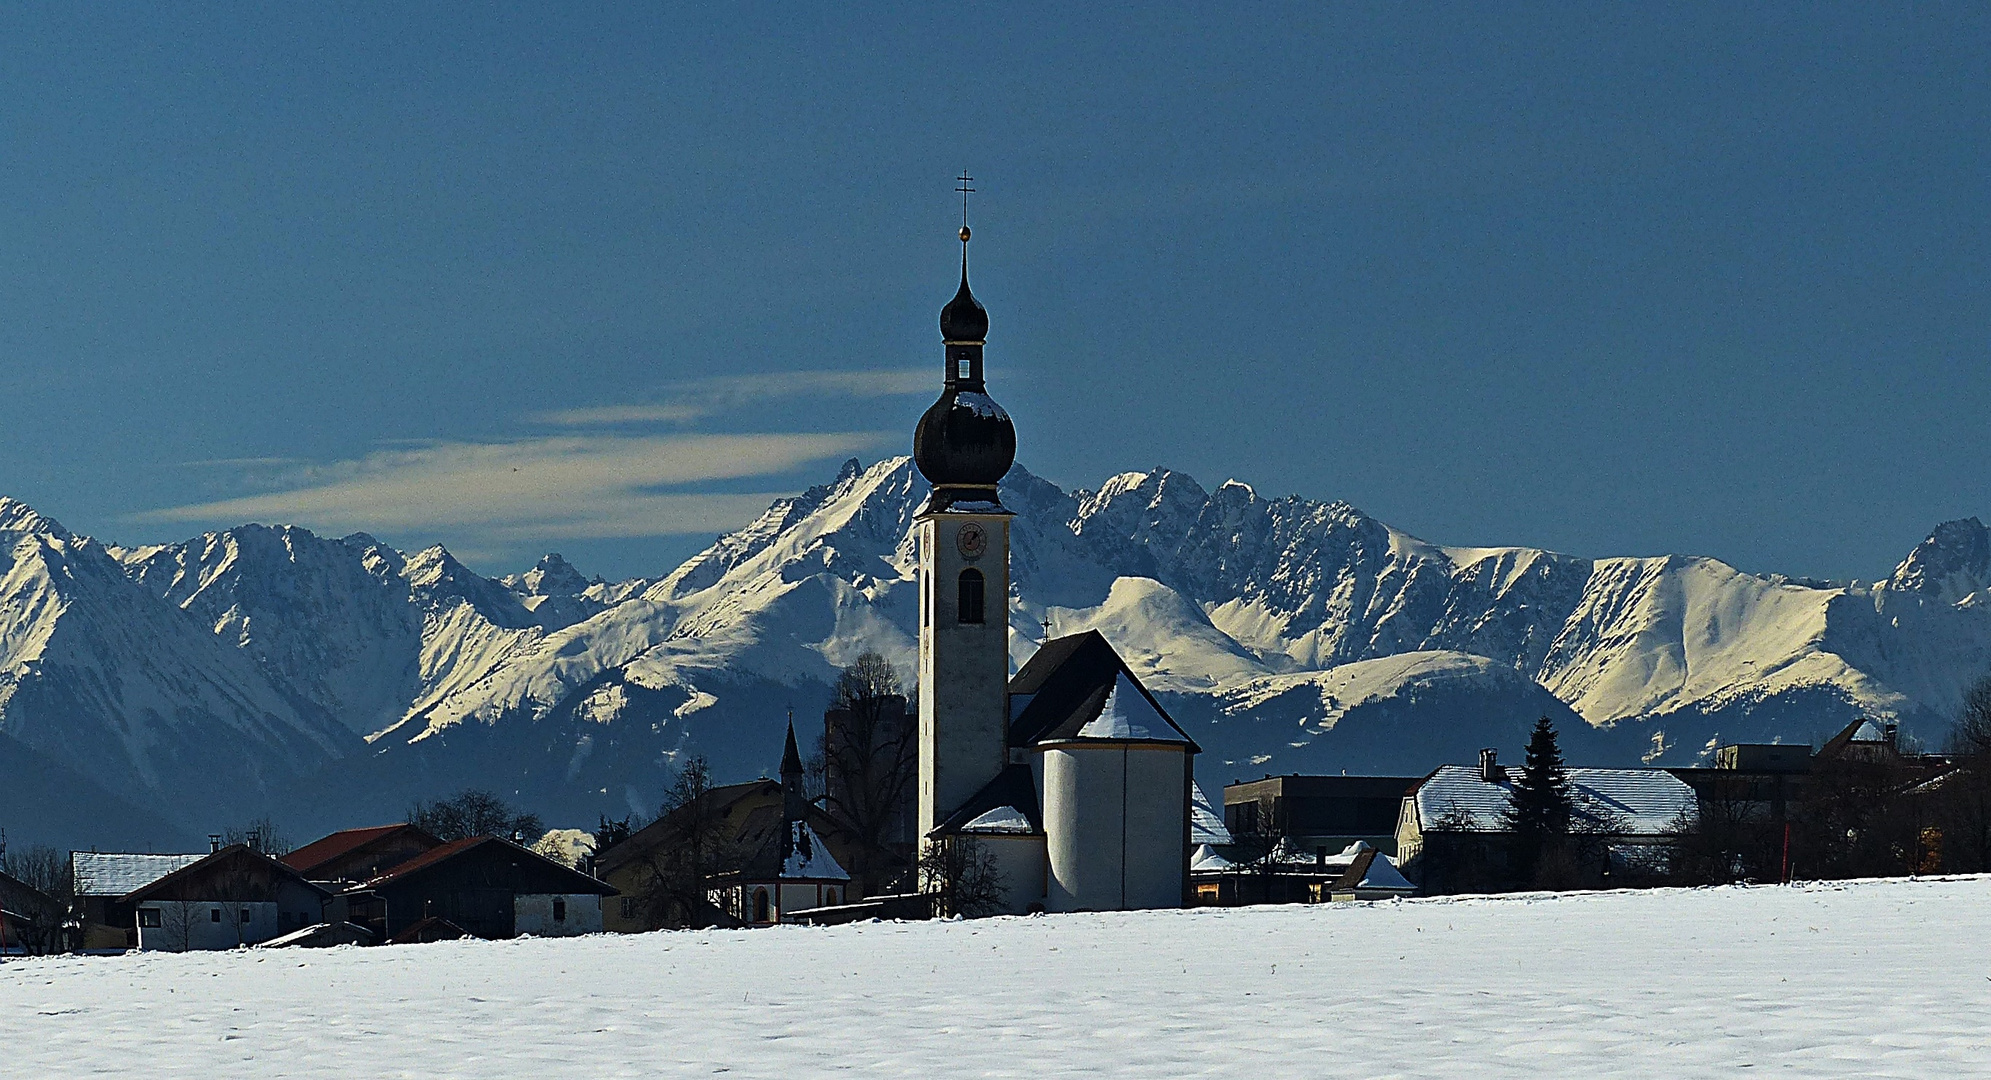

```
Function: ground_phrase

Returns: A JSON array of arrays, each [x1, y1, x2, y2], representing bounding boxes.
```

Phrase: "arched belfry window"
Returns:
[[957, 568, 986, 625], [753, 888, 770, 923]]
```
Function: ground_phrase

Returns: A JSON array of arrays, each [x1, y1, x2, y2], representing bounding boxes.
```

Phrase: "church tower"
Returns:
[[913, 208, 1017, 843]]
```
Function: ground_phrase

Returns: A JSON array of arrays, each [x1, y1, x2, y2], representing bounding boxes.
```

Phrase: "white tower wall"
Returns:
[[1042, 743, 1192, 912], [916, 511, 1013, 841]]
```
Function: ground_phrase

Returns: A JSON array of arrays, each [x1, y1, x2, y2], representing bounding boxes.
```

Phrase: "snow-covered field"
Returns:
[[6, 876, 1991, 1078]]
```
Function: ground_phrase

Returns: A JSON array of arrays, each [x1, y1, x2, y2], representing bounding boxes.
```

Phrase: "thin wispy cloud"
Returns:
[[137, 431, 887, 541], [174, 456, 306, 468], [536, 367, 933, 426]]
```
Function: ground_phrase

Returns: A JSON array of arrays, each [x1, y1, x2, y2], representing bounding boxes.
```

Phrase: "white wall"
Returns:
[[1043, 745, 1189, 913], [974, 833, 1047, 914], [917, 512, 1013, 840], [513, 894, 604, 937], [777, 882, 850, 917], [135, 902, 279, 951]]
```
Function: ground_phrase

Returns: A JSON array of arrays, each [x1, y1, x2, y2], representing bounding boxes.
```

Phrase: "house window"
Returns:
[[552, 899, 567, 922], [242, 909, 252, 924], [211, 908, 222, 923], [752, 888, 770, 923], [957, 569, 985, 624], [620, 897, 637, 919], [138, 908, 161, 928]]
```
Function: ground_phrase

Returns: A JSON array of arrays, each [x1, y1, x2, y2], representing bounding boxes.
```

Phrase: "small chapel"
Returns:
[[910, 212, 1201, 914]]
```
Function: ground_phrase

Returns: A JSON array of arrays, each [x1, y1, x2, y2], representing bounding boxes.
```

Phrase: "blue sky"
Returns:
[[1, 5, 1985, 581]]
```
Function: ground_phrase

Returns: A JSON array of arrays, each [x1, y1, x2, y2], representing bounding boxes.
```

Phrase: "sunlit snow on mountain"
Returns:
[[3, 461, 1989, 844]]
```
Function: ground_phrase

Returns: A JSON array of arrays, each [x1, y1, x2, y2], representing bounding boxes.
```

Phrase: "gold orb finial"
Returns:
[[960, 225, 971, 242]]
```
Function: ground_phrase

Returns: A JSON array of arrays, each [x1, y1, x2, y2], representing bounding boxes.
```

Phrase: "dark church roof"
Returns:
[[1006, 631, 1200, 752], [940, 260, 989, 344], [930, 764, 1044, 837], [730, 819, 851, 883]]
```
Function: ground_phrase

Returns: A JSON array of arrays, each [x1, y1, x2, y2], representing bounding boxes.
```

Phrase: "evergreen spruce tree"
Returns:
[[1503, 715, 1574, 885]]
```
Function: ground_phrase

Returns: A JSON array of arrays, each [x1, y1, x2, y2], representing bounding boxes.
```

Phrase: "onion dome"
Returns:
[[914, 246, 1015, 501], [940, 262, 989, 344]]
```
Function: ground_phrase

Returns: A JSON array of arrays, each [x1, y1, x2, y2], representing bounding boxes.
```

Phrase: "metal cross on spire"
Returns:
[[956, 171, 975, 242]]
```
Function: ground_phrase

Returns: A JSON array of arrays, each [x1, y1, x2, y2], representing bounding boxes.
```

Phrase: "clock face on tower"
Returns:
[[955, 521, 988, 560]]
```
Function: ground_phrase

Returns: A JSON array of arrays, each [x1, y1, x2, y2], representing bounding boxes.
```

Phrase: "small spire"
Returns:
[[781, 718, 804, 781], [941, 173, 988, 346]]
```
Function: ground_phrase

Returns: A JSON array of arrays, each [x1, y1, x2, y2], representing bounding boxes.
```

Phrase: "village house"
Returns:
[[596, 724, 865, 930], [1190, 838, 1416, 905], [0, 868, 62, 955], [706, 725, 853, 924], [70, 851, 207, 950], [334, 834, 616, 942], [122, 844, 330, 951], [1395, 750, 1698, 894], [1223, 774, 1421, 856]]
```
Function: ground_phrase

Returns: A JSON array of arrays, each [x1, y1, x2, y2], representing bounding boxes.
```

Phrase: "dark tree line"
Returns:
[[1668, 675, 1991, 884]]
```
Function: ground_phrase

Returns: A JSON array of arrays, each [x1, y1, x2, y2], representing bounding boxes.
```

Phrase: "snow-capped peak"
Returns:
[[0, 496, 72, 540], [1887, 517, 1991, 605]]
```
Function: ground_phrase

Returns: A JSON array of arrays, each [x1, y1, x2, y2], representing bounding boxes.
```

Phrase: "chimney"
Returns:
[[1479, 748, 1499, 783], [1883, 722, 1899, 750], [208, 834, 221, 853]]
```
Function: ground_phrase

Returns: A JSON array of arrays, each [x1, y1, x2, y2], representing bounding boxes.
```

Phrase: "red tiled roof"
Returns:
[[282, 824, 438, 876], [282, 825, 403, 872]]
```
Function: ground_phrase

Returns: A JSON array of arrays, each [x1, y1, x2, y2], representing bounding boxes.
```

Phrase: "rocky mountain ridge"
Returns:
[[2, 468, 1988, 845]]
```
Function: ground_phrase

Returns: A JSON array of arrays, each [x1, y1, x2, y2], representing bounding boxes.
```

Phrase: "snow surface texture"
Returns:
[[6, 462, 1991, 842], [5, 875, 1990, 1078]]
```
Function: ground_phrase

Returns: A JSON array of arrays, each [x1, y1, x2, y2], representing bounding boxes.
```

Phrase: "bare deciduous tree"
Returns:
[[818, 652, 917, 896], [622, 756, 748, 929], [1929, 675, 1991, 872], [156, 900, 201, 953], [224, 816, 291, 857], [917, 836, 1007, 918], [0, 844, 73, 955], [408, 789, 544, 843]]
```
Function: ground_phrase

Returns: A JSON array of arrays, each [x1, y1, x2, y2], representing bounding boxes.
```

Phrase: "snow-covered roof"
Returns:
[[778, 822, 849, 882], [1006, 631, 1198, 750], [1075, 672, 1191, 742], [1413, 765, 1695, 836], [1349, 851, 1414, 893], [71, 852, 206, 897], [1267, 839, 1377, 871], [960, 806, 1035, 834], [1190, 844, 1235, 871], [1191, 782, 1231, 845], [932, 764, 1044, 837]]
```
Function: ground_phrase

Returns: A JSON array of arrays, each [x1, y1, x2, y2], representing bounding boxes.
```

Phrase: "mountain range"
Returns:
[[4, 458, 1989, 849]]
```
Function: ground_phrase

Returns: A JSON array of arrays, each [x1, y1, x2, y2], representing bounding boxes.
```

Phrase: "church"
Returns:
[[910, 215, 1201, 914]]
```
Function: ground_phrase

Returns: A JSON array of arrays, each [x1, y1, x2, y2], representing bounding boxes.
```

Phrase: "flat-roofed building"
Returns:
[[1224, 774, 1420, 856]]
